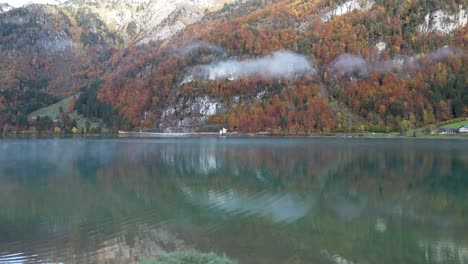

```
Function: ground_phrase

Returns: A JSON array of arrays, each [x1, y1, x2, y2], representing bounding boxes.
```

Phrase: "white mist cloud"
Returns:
[[327, 46, 466, 79], [427, 46, 465, 61], [192, 50, 314, 80], [327, 54, 369, 78], [177, 41, 226, 57]]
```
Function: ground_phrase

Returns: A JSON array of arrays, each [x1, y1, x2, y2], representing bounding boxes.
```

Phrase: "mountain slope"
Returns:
[[0, 0, 467, 134], [0, 0, 241, 133], [96, 0, 467, 133], [0, 4, 119, 132], [63, 0, 241, 45]]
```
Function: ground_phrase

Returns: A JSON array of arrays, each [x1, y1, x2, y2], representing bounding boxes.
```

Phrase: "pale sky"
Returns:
[[0, 0, 67, 8]]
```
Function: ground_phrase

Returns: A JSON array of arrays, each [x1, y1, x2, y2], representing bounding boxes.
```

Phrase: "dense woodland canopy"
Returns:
[[0, 0, 467, 133], [98, 0, 468, 133]]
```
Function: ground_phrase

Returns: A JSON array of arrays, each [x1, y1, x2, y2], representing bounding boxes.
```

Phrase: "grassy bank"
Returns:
[[27, 94, 109, 133], [441, 120, 468, 129]]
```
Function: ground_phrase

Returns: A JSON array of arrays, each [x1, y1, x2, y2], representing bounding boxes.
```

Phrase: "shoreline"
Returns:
[[2, 131, 468, 139], [115, 131, 468, 139]]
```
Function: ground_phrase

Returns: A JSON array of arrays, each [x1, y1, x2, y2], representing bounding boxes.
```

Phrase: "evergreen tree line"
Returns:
[[74, 79, 131, 131]]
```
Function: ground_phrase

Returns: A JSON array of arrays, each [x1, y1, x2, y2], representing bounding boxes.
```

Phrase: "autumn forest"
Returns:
[[0, 0, 466, 134]]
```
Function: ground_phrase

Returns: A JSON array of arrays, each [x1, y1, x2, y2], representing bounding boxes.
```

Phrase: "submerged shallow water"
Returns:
[[0, 138, 467, 264]]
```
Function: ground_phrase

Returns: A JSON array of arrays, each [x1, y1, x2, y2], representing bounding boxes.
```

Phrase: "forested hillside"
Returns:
[[0, 4, 119, 132], [98, 0, 467, 133], [0, 0, 467, 133]]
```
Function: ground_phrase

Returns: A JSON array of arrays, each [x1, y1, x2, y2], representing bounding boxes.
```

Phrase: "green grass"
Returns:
[[441, 120, 468, 129], [29, 94, 78, 119], [28, 94, 109, 133], [140, 250, 237, 264]]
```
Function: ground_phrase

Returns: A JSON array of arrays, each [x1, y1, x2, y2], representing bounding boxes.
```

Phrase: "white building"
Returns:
[[459, 126, 468, 133], [219, 127, 228, 135]]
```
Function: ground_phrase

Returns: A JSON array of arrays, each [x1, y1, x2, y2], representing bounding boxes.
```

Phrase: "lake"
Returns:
[[0, 138, 467, 264]]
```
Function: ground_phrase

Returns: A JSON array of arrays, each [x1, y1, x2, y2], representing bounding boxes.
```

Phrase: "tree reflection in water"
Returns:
[[0, 138, 466, 263]]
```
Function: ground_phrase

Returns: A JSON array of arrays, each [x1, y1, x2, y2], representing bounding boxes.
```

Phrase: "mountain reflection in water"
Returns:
[[181, 186, 313, 224], [0, 138, 466, 264]]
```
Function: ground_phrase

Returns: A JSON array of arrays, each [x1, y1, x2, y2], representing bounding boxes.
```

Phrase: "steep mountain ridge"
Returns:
[[0, 0, 467, 134], [0, 5, 73, 52], [96, 0, 467, 133], [63, 0, 241, 45], [0, 3, 119, 130], [0, 3, 12, 13], [0, 0, 241, 132]]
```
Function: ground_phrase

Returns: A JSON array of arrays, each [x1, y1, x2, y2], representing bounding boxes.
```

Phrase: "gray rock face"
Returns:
[[159, 96, 227, 132], [418, 7, 468, 34], [64, 0, 241, 44]]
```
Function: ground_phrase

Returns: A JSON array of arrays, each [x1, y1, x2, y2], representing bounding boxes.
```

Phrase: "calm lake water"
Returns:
[[0, 138, 467, 264]]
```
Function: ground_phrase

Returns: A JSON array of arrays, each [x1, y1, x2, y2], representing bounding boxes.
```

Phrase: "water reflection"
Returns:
[[419, 240, 468, 264], [0, 138, 467, 263], [0, 224, 185, 264], [181, 186, 313, 223]]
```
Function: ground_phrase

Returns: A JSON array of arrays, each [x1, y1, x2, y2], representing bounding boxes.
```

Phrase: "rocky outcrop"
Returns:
[[321, 0, 374, 22], [159, 96, 226, 132], [64, 0, 240, 45], [418, 7, 468, 34]]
